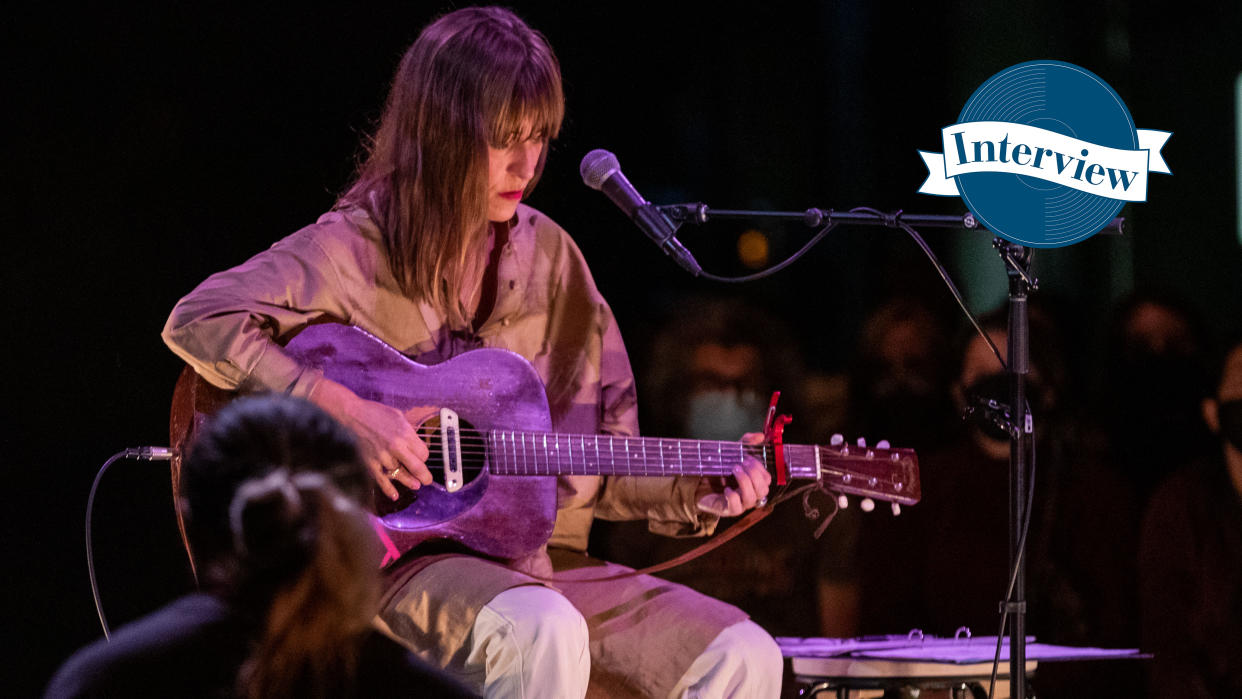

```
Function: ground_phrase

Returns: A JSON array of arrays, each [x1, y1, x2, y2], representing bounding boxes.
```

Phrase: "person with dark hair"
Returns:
[[1140, 335, 1242, 698], [45, 395, 476, 698], [845, 295, 958, 456], [1102, 291, 1216, 498], [161, 7, 778, 697]]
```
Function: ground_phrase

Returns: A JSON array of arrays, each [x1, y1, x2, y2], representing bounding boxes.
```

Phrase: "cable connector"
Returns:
[[125, 446, 174, 461], [89, 447, 175, 638]]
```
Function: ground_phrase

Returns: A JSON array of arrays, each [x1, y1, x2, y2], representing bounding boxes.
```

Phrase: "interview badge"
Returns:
[[919, 60, 1171, 248]]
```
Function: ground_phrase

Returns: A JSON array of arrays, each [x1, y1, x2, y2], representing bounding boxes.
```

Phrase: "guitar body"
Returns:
[[284, 324, 558, 560]]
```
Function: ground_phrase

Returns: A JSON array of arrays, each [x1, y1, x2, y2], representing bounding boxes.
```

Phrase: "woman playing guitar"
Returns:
[[163, 7, 780, 697]]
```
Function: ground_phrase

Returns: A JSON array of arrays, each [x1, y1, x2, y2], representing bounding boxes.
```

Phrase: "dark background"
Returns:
[[11, 1, 1242, 693]]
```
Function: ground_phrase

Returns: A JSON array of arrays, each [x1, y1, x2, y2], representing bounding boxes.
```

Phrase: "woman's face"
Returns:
[[487, 126, 545, 223]]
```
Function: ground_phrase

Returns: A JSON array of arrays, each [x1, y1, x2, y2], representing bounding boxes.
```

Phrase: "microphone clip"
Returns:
[[962, 396, 1020, 440], [635, 205, 701, 276], [656, 202, 709, 225]]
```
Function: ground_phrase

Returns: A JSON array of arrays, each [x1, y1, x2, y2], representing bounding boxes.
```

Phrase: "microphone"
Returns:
[[579, 149, 701, 276]]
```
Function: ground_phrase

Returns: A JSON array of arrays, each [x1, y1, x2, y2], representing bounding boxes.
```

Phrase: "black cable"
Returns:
[[86, 447, 174, 640], [885, 215, 1006, 372], [691, 206, 1008, 372], [696, 222, 839, 283], [987, 431, 1039, 699]]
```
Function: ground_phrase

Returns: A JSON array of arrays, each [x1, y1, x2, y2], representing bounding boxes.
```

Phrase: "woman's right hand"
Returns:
[[308, 378, 433, 500]]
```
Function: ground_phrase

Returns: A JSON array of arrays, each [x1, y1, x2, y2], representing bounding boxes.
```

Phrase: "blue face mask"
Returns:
[[685, 389, 766, 442]]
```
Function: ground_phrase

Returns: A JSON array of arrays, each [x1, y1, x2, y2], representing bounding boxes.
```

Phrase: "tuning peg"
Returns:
[[830, 433, 844, 446], [877, 439, 891, 449], [837, 494, 850, 509], [856, 437, 867, 447], [891, 503, 902, 516], [860, 498, 875, 512]]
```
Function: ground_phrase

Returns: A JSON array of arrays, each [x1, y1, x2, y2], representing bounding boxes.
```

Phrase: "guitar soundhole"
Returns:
[[374, 416, 488, 517]]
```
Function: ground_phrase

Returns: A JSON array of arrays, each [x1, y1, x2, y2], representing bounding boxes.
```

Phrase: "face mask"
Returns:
[[686, 389, 766, 442], [1218, 399, 1242, 452]]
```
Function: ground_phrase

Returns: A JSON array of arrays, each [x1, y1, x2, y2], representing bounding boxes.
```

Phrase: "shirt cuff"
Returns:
[[245, 341, 323, 398], [646, 477, 720, 538]]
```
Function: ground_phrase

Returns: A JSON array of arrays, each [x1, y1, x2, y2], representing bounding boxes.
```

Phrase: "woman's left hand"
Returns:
[[695, 432, 772, 517]]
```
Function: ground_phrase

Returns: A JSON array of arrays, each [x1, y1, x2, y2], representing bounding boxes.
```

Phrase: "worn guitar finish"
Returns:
[[285, 323, 558, 560], [170, 324, 921, 564]]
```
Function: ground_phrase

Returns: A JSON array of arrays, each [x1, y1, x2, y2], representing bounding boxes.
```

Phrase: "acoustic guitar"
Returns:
[[171, 323, 920, 565]]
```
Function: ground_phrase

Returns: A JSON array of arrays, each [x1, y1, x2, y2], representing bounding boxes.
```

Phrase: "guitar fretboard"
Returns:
[[485, 430, 820, 480]]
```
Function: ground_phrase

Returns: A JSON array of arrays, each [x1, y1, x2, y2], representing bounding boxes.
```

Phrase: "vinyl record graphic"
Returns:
[[955, 60, 1138, 247]]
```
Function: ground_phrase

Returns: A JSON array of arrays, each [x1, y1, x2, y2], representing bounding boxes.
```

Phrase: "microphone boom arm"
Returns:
[[656, 203, 1124, 235]]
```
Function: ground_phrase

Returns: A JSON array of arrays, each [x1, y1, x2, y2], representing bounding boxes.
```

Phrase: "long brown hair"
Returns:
[[231, 471, 379, 699], [338, 7, 564, 328]]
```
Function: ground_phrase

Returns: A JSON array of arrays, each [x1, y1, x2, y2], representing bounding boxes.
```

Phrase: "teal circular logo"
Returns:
[[919, 60, 1170, 248]]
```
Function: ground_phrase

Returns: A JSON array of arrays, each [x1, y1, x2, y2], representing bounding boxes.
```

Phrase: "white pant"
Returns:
[[460, 585, 782, 698]]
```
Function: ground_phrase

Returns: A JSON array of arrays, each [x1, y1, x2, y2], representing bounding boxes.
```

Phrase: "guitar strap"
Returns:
[[520, 504, 772, 583], [529, 480, 836, 583]]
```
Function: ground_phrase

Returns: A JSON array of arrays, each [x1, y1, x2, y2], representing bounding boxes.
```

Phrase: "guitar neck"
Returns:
[[485, 430, 820, 479]]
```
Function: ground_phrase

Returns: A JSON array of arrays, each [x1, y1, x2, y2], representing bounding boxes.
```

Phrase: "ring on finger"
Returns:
[[388, 467, 402, 479]]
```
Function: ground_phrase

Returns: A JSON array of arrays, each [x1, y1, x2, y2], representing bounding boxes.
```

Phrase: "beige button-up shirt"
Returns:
[[163, 204, 716, 551]]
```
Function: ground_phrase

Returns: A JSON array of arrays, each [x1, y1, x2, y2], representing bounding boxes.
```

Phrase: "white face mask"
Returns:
[[685, 389, 766, 442]]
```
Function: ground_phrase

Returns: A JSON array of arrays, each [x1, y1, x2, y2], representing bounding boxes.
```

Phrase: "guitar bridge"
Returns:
[[439, 408, 463, 493]]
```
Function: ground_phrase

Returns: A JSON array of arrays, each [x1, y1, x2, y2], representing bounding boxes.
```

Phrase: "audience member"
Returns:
[[1102, 291, 1215, 500], [844, 296, 959, 456], [45, 396, 475, 698], [1139, 335, 1242, 698]]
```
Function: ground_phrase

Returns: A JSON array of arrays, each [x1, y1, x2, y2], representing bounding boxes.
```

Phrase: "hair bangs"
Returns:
[[487, 50, 564, 148]]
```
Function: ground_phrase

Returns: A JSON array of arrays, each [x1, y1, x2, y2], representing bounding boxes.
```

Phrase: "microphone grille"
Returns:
[[580, 149, 621, 190]]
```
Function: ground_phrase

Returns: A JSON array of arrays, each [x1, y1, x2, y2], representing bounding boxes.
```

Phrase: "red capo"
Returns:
[[762, 391, 793, 486]]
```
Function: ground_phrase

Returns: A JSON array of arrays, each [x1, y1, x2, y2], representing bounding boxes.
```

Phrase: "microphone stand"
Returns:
[[657, 203, 1119, 699], [997, 239, 1033, 699]]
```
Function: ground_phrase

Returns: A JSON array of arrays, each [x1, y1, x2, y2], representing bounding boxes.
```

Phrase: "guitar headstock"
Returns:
[[807, 435, 921, 511]]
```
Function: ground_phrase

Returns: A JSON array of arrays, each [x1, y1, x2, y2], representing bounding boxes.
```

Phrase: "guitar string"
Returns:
[[397, 450, 873, 482], [397, 428, 901, 490], [406, 438, 863, 460], [403, 430, 894, 476], [409, 428, 904, 462], [406, 441, 779, 469], [423, 463, 875, 478], [408, 436, 899, 472], [409, 426, 908, 458], [408, 443, 780, 466], [411, 426, 761, 452]]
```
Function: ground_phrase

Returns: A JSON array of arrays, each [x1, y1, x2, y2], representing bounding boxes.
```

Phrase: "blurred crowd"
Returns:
[[592, 290, 1241, 698]]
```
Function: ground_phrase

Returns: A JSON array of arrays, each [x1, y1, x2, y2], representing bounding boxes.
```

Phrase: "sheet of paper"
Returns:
[[777, 636, 1144, 664], [860, 641, 1145, 664]]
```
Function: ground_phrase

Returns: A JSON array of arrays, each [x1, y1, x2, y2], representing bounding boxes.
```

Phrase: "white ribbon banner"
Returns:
[[919, 122, 1171, 201]]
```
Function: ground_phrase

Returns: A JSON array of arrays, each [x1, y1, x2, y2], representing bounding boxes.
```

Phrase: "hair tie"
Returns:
[[229, 469, 303, 558]]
